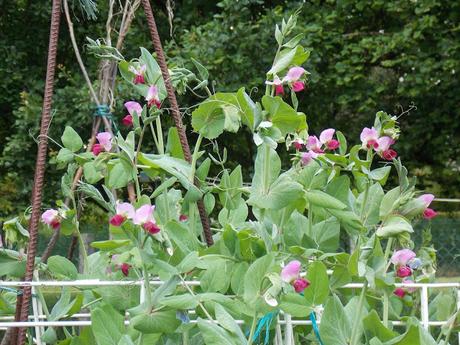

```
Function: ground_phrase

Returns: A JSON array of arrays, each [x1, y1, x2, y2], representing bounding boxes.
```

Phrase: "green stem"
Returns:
[[190, 132, 204, 182], [350, 284, 368, 345], [156, 116, 164, 155], [383, 292, 389, 327], [383, 237, 394, 273], [149, 122, 160, 152], [182, 331, 190, 345], [247, 312, 258, 345], [307, 202, 313, 236], [263, 145, 271, 194]]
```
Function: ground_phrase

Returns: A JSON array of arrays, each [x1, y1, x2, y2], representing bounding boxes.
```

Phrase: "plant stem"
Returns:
[[247, 312, 258, 345], [383, 237, 394, 273], [156, 116, 164, 155], [190, 132, 204, 182], [383, 291, 389, 327], [149, 122, 160, 152], [307, 202, 313, 236], [350, 283, 368, 345]]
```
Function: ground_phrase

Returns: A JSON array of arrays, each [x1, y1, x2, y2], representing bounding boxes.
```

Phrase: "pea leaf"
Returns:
[[61, 126, 83, 152]]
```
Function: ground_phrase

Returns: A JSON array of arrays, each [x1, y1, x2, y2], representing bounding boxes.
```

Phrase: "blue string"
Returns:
[[0, 286, 23, 295], [249, 310, 278, 345], [93, 104, 119, 133], [310, 311, 324, 345]]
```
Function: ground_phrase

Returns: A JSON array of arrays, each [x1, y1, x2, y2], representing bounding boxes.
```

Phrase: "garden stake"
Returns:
[[16, 0, 62, 344], [141, 0, 213, 246]]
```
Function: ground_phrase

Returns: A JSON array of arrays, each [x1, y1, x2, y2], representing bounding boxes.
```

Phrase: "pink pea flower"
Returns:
[[124, 101, 143, 117], [120, 263, 131, 276], [377, 136, 397, 160], [179, 214, 188, 222], [146, 85, 161, 109], [92, 132, 112, 156], [300, 150, 318, 166], [134, 205, 160, 234], [417, 194, 437, 220], [273, 77, 284, 96], [319, 128, 340, 151], [391, 249, 416, 266], [129, 65, 146, 85], [394, 287, 406, 298], [360, 127, 380, 150], [41, 209, 61, 229], [306, 136, 323, 153], [122, 115, 133, 127], [396, 266, 412, 278], [283, 66, 306, 93], [403, 279, 417, 293], [281, 260, 302, 283], [292, 139, 304, 150], [293, 278, 310, 293], [110, 202, 135, 227]]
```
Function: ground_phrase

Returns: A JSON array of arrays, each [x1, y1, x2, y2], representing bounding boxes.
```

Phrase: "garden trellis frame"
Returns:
[[13, 1, 213, 344], [0, 280, 459, 344]]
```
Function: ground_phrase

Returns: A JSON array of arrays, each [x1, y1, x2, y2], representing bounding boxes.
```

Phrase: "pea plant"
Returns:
[[1, 12, 458, 345]]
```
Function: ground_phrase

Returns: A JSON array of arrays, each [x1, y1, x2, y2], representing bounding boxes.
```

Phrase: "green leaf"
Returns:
[[61, 126, 83, 152], [280, 293, 312, 317], [159, 294, 198, 309], [91, 304, 125, 345], [0, 249, 26, 277], [305, 190, 347, 210], [319, 295, 351, 345], [191, 57, 209, 81], [379, 187, 401, 218], [131, 310, 181, 334], [117, 335, 135, 345], [304, 261, 329, 306], [336, 130, 347, 155], [236, 87, 262, 131], [166, 127, 185, 159], [197, 318, 236, 345], [262, 96, 306, 136], [48, 255, 78, 280], [363, 310, 397, 342], [201, 259, 231, 293], [215, 303, 246, 343], [376, 215, 413, 237], [91, 240, 131, 251], [243, 253, 275, 305], [248, 175, 303, 210], [57, 148, 74, 163], [83, 161, 103, 184], [108, 162, 130, 189]]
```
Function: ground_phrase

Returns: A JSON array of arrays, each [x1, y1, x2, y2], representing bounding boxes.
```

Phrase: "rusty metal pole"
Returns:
[[16, 0, 62, 344], [141, 0, 213, 246]]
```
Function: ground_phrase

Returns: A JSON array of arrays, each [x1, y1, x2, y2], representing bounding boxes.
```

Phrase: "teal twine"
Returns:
[[310, 311, 324, 345], [0, 286, 23, 295], [251, 310, 278, 345], [93, 104, 119, 133]]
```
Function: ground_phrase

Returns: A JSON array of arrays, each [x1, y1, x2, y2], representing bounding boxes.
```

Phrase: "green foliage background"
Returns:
[[0, 0, 459, 236]]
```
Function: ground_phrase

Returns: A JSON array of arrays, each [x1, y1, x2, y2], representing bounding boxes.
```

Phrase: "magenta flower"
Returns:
[[281, 260, 301, 283], [292, 139, 304, 150], [134, 204, 160, 234], [120, 263, 131, 276], [110, 202, 135, 227], [122, 115, 133, 127], [394, 287, 406, 298], [360, 127, 379, 149], [146, 85, 161, 109], [179, 214, 188, 222], [92, 132, 112, 156], [300, 150, 318, 166], [377, 136, 397, 160], [273, 77, 284, 95], [306, 136, 323, 153], [382, 149, 397, 160], [319, 128, 340, 151], [293, 278, 310, 293], [396, 266, 412, 278], [129, 65, 146, 85], [283, 66, 306, 93], [125, 101, 143, 117], [41, 209, 61, 229], [417, 194, 437, 219], [391, 249, 416, 266]]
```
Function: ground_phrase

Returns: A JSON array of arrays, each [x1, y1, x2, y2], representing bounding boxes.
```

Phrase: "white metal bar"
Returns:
[[421, 286, 429, 330], [31, 287, 43, 345], [457, 289, 460, 345], [1, 280, 458, 288]]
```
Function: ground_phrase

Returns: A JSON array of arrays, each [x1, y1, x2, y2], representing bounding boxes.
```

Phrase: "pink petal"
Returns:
[[275, 84, 284, 95], [41, 209, 59, 225], [306, 136, 321, 151], [92, 143, 103, 156], [319, 128, 335, 144], [391, 249, 416, 266], [124, 101, 143, 117], [281, 260, 301, 283], [133, 204, 155, 225], [291, 81, 305, 92], [423, 208, 437, 219], [377, 136, 395, 152], [116, 202, 135, 219], [327, 139, 340, 150], [285, 66, 306, 81], [417, 194, 435, 208], [96, 132, 112, 152], [293, 278, 310, 293], [300, 150, 318, 166], [360, 127, 379, 147], [146, 85, 159, 102]]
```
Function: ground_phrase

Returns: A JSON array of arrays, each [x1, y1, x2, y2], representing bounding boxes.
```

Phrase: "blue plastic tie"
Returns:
[[310, 311, 324, 345], [249, 310, 278, 345], [93, 104, 119, 133], [0, 286, 23, 295]]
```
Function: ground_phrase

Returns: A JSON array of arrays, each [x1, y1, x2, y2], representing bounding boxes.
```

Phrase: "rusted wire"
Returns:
[[141, 0, 213, 246], [16, 0, 62, 344]]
